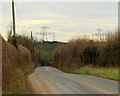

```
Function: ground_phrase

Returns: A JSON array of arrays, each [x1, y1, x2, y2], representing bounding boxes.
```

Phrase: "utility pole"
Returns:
[[12, 0, 15, 36], [31, 31, 33, 41], [12, 0, 17, 48]]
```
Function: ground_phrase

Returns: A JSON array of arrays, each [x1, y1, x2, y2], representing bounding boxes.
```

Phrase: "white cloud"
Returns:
[[16, 20, 56, 26], [1, 2, 117, 42], [39, 13, 68, 18]]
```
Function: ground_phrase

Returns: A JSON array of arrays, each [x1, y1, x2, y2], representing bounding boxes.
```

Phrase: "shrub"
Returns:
[[52, 31, 119, 68]]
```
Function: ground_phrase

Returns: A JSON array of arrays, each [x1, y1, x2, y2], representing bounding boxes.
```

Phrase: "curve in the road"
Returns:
[[28, 67, 118, 94]]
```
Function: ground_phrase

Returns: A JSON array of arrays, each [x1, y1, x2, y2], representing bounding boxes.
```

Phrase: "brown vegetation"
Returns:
[[2, 36, 34, 93], [52, 32, 119, 68], [8, 34, 41, 66]]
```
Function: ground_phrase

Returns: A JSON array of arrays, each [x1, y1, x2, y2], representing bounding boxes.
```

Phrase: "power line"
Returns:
[[36, 25, 56, 42]]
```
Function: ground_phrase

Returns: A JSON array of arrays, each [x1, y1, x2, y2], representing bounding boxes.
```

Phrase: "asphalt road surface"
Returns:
[[28, 67, 118, 94]]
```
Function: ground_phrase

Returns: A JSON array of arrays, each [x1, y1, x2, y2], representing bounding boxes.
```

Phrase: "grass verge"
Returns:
[[7, 64, 35, 94], [62, 66, 118, 81]]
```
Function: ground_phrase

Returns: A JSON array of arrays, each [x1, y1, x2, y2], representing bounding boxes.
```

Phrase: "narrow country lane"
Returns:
[[28, 67, 118, 94]]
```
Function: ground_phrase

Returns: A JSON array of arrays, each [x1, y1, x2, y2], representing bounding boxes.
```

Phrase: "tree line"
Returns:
[[52, 31, 119, 68], [7, 33, 60, 67]]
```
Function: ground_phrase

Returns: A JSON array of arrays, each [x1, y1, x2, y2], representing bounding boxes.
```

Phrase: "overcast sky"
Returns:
[[0, 2, 118, 42]]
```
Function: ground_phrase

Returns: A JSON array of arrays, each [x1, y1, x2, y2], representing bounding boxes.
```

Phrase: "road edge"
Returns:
[[24, 67, 36, 94]]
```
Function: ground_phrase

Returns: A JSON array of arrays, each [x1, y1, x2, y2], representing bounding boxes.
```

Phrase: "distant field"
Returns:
[[62, 66, 118, 81]]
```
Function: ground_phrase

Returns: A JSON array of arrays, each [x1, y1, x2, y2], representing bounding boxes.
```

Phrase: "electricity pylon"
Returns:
[[96, 28, 103, 41], [92, 29, 106, 42], [36, 25, 56, 42], [48, 32, 55, 41], [37, 24, 49, 41]]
